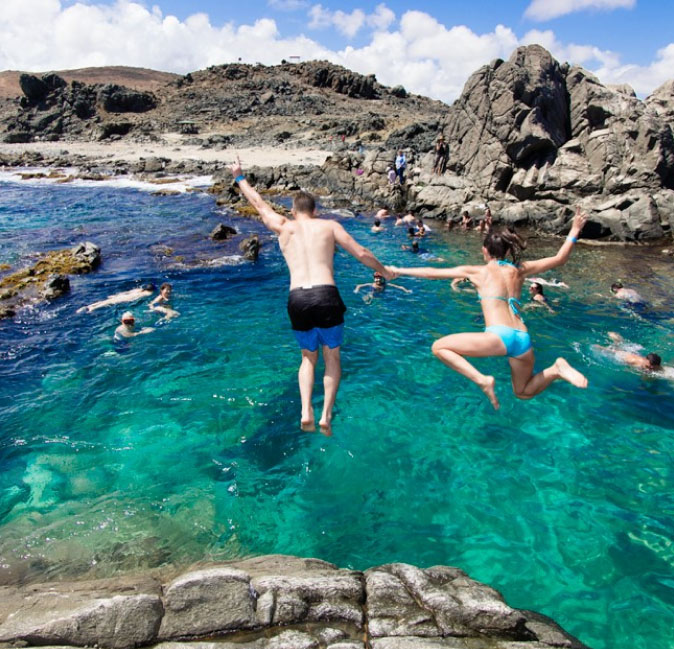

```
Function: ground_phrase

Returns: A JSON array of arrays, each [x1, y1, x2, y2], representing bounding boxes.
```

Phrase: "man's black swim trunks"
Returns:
[[287, 284, 347, 331]]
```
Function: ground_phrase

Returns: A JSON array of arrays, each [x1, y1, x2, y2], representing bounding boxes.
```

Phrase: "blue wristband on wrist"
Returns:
[[567, 235, 578, 243], [235, 174, 245, 183]]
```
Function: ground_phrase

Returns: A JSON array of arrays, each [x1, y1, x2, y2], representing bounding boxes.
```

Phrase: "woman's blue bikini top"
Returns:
[[478, 260, 522, 318]]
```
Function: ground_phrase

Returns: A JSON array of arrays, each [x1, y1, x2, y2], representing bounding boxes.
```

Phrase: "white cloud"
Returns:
[[524, 0, 635, 22], [307, 3, 394, 38], [0, 0, 671, 104], [267, 0, 308, 11]]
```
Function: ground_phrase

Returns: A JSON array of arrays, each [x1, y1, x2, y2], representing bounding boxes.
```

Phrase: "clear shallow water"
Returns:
[[1, 179, 674, 649]]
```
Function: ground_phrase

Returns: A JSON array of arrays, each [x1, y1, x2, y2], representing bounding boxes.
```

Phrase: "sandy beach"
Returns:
[[0, 134, 332, 168]]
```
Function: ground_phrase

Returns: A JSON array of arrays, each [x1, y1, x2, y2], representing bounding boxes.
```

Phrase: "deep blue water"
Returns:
[[1, 177, 673, 649]]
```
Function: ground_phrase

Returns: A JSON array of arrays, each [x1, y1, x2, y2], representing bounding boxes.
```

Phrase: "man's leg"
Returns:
[[319, 345, 341, 437], [298, 348, 319, 431]]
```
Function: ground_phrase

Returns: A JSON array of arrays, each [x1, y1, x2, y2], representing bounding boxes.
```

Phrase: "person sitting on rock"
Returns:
[[149, 282, 180, 320], [375, 208, 390, 220], [77, 283, 156, 313], [114, 311, 155, 340], [371, 219, 384, 233], [461, 211, 472, 230]]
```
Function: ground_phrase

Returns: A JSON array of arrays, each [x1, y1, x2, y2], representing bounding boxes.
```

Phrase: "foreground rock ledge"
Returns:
[[0, 555, 589, 649]]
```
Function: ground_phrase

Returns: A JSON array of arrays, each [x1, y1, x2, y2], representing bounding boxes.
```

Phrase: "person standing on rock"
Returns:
[[432, 136, 449, 174], [395, 150, 407, 184], [387, 208, 589, 410], [227, 156, 393, 436]]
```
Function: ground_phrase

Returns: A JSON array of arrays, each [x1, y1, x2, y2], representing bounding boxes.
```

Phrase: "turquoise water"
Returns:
[[1, 179, 674, 649]]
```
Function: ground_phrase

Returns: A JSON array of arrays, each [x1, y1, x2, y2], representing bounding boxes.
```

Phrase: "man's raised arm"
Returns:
[[227, 156, 287, 234]]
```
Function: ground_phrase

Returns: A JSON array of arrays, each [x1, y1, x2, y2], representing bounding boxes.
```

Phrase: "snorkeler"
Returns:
[[354, 271, 412, 301], [114, 311, 154, 340], [228, 155, 392, 436], [387, 208, 589, 409], [149, 282, 180, 320], [595, 332, 663, 372], [77, 283, 156, 313]]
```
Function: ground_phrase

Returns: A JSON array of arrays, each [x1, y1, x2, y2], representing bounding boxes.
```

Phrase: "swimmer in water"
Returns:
[[355, 271, 412, 302], [387, 207, 589, 409], [77, 283, 156, 313], [526, 277, 569, 288], [371, 218, 384, 233], [610, 282, 645, 304], [595, 332, 663, 372], [526, 282, 555, 313], [149, 282, 180, 320], [114, 311, 155, 340]]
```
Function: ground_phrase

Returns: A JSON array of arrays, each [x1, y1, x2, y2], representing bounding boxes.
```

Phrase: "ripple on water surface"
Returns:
[[0, 181, 673, 649]]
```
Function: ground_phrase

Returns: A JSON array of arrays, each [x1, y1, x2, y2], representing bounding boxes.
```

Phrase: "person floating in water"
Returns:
[[355, 271, 412, 303], [77, 283, 156, 313], [526, 282, 555, 313], [595, 332, 663, 372], [149, 282, 180, 320], [610, 281, 645, 304], [114, 311, 154, 340], [228, 155, 392, 436], [387, 208, 589, 410]]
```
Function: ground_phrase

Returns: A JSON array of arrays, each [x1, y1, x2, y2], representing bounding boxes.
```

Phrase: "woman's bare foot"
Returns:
[[301, 407, 315, 432], [554, 357, 588, 388], [479, 375, 500, 410], [318, 418, 333, 437]]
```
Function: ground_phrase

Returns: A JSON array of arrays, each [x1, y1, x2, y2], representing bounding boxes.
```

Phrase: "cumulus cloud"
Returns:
[[0, 0, 671, 104], [524, 0, 635, 22], [308, 3, 394, 38]]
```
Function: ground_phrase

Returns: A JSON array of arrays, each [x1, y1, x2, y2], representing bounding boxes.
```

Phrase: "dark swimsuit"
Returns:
[[287, 285, 347, 351]]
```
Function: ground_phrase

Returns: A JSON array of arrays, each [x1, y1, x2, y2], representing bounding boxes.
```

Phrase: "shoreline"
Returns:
[[0, 138, 333, 168]]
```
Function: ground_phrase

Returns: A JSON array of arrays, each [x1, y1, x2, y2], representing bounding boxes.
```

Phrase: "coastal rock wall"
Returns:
[[0, 554, 589, 649]]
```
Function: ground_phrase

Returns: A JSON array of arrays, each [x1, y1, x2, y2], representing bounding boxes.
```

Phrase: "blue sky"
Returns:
[[2, 0, 673, 103]]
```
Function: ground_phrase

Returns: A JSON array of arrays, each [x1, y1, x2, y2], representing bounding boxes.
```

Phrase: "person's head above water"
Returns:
[[373, 271, 386, 285], [142, 283, 156, 292], [610, 281, 624, 293], [408, 227, 416, 237], [292, 190, 316, 216], [374, 219, 381, 227], [529, 282, 544, 296], [411, 240, 419, 252], [482, 227, 527, 264], [121, 311, 135, 325], [646, 353, 662, 370]]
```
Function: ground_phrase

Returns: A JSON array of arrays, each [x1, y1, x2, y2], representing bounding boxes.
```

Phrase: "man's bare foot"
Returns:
[[555, 357, 588, 388], [479, 375, 500, 410], [301, 408, 315, 432], [318, 418, 333, 437]]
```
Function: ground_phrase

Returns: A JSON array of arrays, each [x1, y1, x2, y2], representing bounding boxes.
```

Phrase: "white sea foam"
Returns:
[[0, 168, 213, 194]]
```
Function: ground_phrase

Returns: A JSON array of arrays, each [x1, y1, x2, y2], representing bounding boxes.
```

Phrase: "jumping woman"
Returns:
[[388, 209, 588, 409]]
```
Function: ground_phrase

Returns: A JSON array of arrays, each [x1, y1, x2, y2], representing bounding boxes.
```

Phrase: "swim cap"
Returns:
[[122, 311, 134, 322]]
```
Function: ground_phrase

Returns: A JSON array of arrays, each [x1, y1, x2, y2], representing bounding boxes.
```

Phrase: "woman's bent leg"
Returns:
[[432, 332, 506, 410], [509, 351, 588, 399]]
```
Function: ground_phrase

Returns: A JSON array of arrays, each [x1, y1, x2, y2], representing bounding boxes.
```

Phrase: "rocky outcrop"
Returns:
[[3, 73, 157, 142], [210, 223, 238, 240], [239, 234, 261, 261], [0, 555, 589, 649], [0, 242, 101, 317]]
